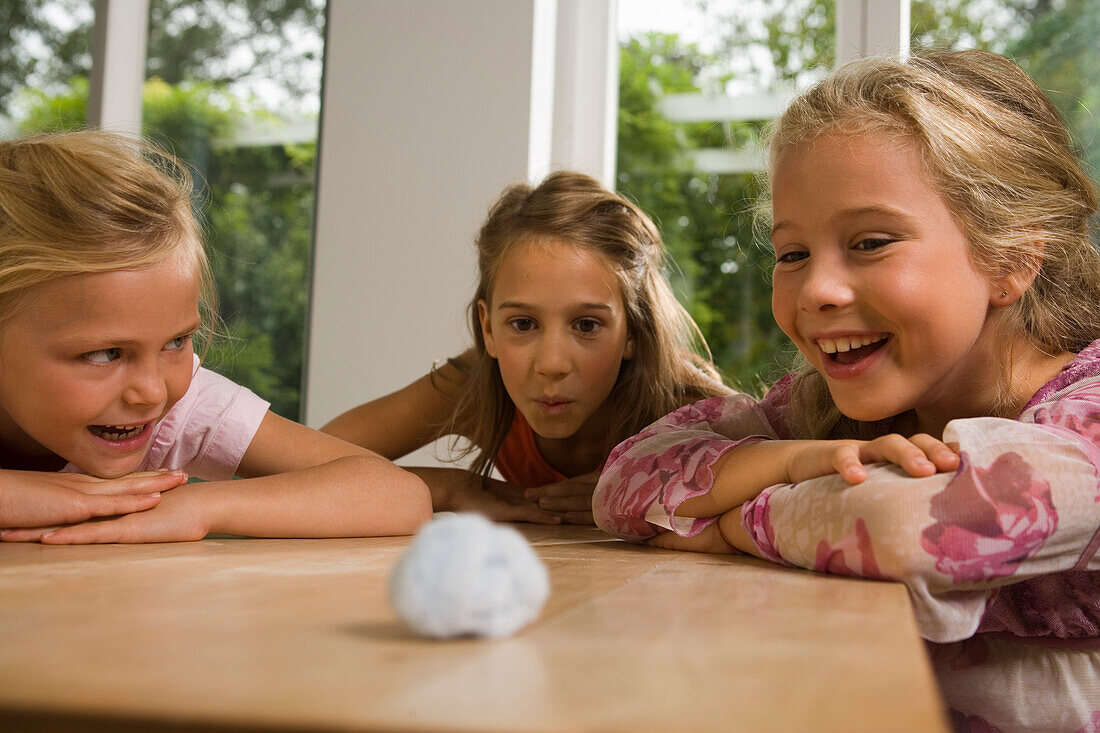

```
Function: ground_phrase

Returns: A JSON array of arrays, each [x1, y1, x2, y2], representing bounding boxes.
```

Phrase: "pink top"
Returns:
[[62, 357, 270, 480]]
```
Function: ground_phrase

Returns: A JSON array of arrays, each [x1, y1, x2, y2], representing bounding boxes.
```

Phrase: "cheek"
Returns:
[[491, 343, 528, 390], [166, 365, 195, 408], [584, 342, 628, 388], [770, 279, 798, 336]]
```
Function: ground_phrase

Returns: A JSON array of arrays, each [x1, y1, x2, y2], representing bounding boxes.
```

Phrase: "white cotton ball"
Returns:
[[389, 513, 550, 639]]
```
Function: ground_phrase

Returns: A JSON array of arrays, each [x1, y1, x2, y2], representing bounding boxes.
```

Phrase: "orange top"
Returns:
[[494, 409, 568, 488]]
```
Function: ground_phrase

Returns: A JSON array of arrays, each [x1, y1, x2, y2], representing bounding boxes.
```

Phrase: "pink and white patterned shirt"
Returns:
[[594, 341, 1100, 733]]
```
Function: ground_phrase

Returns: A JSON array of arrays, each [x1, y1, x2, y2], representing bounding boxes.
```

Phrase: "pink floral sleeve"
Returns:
[[593, 384, 789, 541], [595, 375, 1100, 641]]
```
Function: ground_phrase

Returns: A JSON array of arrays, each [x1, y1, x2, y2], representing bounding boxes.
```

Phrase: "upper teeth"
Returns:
[[817, 335, 886, 354]]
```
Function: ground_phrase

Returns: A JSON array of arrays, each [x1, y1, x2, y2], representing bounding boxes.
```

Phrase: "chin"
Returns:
[[831, 397, 898, 424]]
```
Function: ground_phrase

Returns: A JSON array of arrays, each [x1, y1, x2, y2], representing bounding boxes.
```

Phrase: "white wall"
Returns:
[[304, 0, 565, 466]]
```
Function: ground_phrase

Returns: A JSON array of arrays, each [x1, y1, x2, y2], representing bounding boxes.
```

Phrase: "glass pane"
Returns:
[[0, 0, 94, 137], [616, 0, 835, 392], [142, 0, 327, 420]]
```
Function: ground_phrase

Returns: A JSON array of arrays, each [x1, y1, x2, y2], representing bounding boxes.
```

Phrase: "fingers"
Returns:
[[0, 526, 59, 542], [830, 443, 869, 485], [83, 492, 162, 518], [39, 522, 123, 544], [856, 433, 961, 481], [525, 472, 599, 499], [492, 503, 564, 525], [908, 433, 961, 472], [559, 510, 594, 525], [533, 494, 591, 513], [77, 470, 188, 496]]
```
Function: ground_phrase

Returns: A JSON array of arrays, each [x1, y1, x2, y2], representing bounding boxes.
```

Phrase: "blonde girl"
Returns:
[[324, 171, 730, 525], [0, 130, 431, 543], [593, 50, 1100, 731]]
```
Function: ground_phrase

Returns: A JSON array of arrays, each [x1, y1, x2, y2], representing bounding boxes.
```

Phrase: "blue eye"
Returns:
[[164, 335, 190, 351], [83, 348, 121, 364]]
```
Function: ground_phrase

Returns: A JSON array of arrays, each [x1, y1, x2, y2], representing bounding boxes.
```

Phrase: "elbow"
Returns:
[[391, 467, 434, 534], [592, 477, 659, 543]]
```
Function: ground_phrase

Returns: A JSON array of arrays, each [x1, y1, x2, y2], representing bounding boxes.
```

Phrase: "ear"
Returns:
[[477, 299, 497, 358], [623, 333, 635, 361], [990, 251, 1042, 308]]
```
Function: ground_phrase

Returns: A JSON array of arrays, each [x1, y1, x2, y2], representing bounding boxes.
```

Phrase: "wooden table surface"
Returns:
[[0, 524, 947, 732]]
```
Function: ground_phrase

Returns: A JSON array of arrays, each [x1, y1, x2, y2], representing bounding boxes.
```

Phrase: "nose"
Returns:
[[532, 328, 572, 378], [798, 257, 856, 312], [122, 356, 168, 408]]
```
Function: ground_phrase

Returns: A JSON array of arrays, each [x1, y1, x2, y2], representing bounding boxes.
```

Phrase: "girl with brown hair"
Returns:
[[324, 171, 730, 525]]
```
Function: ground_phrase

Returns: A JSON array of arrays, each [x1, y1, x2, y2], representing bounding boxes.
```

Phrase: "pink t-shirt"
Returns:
[[63, 357, 270, 480]]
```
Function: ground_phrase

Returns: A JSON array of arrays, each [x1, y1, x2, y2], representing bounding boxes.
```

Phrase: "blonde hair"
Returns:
[[0, 129, 214, 339], [448, 170, 730, 477], [760, 50, 1100, 438]]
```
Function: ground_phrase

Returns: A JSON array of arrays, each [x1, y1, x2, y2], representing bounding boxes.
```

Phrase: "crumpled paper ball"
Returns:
[[389, 513, 550, 639]]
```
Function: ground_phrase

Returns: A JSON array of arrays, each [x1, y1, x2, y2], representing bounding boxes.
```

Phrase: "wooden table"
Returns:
[[0, 524, 946, 732]]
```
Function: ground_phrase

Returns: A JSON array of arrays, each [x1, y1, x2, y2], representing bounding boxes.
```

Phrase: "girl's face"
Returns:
[[0, 256, 201, 478], [770, 131, 1003, 432], [478, 239, 634, 444]]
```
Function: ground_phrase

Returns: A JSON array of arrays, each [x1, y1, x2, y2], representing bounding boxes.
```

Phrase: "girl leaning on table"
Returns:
[[0, 130, 432, 543], [593, 50, 1100, 731], [322, 171, 731, 525]]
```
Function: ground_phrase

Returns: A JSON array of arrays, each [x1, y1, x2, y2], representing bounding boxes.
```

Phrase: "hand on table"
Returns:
[[522, 471, 600, 525], [1, 480, 207, 543], [0, 469, 187, 534], [448, 475, 564, 525]]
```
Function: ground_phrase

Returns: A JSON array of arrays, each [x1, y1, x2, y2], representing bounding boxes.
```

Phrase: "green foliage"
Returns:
[[16, 75, 314, 419], [616, 33, 789, 395]]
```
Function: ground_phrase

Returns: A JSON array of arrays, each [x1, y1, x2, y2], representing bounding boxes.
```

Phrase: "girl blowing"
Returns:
[[323, 171, 730, 524], [0, 130, 431, 543], [594, 51, 1100, 731]]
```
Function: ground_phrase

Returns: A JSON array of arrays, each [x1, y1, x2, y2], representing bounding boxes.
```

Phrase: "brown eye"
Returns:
[[508, 318, 536, 333], [575, 318, 602, 335]]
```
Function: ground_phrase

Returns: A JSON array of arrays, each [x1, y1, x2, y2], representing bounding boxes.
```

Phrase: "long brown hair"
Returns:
[[448, 171, 730, 477], [759, 50, 1100, 438]]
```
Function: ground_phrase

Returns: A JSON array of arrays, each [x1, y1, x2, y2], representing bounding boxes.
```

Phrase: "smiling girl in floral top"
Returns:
[[593, 50, 1100, 732]]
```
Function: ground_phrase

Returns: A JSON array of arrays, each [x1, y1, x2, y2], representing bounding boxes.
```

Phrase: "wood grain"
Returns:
[[0, 525, 946, 732]]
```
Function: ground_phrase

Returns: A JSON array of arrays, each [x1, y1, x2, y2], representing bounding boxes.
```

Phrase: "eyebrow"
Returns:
[[772, 204, 918, 238], [58, 320, 203, 349], [496, 301, 614, 312]]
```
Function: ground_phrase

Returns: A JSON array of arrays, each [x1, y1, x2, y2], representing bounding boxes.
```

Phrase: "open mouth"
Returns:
[[88, 424, 147, 442], [817, 335, 888, 365]]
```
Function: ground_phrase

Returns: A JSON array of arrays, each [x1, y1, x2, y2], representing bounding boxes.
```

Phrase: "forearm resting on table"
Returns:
[[648, 506, 761, 557], [206, 455, 432, 537], [674, 440, 801, 519]]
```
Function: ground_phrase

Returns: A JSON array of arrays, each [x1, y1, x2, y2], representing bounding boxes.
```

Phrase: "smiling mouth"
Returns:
[[817, 335, 888, 365], [88, 424, 147, 441]]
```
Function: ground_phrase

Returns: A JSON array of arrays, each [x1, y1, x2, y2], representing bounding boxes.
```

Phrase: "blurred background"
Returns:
[[4, 0, 1095, 424]]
